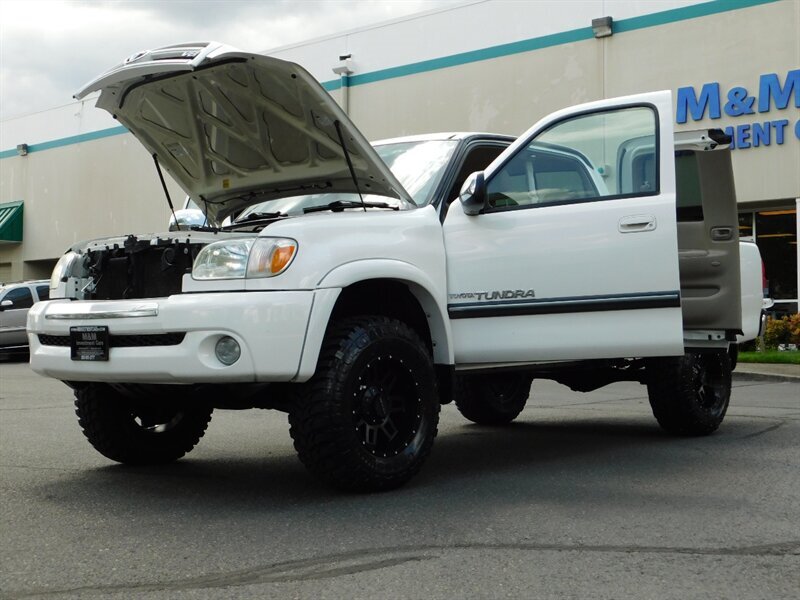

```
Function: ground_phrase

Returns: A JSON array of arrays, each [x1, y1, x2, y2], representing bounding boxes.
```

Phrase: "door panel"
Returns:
[[444, 91, 684, 365], [675, 150, 741, 331]]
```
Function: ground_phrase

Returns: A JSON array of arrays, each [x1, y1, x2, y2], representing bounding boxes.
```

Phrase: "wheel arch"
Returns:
[[295, 260, 453, 380]]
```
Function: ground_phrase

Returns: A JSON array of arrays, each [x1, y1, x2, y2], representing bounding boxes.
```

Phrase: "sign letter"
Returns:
[[758, 70, 800, 112], [676, 83, 721, 124]]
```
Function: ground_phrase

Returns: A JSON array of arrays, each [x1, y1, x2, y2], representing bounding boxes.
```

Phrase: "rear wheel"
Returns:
[[289, 316, 439, 492], [729, 343, 739, 370], [646, 351, 731, 435], [454, 372, 533, 425], [74, 383, 213, 464]]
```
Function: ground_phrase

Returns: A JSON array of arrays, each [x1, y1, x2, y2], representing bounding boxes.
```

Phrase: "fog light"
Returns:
[[215, 336, 241, 365]]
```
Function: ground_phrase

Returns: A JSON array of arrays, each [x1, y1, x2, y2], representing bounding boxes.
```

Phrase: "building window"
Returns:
[[738, 212, 753, 238], [755, 209, 797, 311]]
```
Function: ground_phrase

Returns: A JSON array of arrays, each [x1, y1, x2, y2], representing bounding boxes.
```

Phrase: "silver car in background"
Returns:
[[0, 280, 50, 357]]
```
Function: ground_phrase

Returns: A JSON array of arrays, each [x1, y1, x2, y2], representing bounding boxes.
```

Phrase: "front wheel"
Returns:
[[646, 351, 732, 436], [289, 316, 440, 492], [74, 383, 213, 464]]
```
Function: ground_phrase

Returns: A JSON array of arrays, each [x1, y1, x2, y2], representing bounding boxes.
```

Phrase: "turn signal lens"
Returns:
[[246, 238, 298, 278], [270, 244, 296, 274]]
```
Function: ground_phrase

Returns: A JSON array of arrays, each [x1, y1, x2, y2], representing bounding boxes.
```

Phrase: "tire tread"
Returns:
[[289, 316, 439, 492], [75, 384, 212, 464]]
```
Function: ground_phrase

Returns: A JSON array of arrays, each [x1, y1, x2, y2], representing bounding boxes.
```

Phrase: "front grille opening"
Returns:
[[38, 332, 186, 348]]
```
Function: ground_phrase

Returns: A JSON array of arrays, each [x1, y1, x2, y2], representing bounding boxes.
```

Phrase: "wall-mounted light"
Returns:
[[16, 144, 28, 156], [332, 54, 354, 76], [592, 16, 613, 38]]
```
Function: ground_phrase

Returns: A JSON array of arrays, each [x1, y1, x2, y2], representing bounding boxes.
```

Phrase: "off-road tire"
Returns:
[[646, 351, 732, 436], [288, 316, 440, 492], [74, 383, 213, 464], [454, 372, 533, 425]]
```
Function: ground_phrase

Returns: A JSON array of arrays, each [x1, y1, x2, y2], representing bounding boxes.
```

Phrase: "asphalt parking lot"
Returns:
[[1, 361, 798, 599]]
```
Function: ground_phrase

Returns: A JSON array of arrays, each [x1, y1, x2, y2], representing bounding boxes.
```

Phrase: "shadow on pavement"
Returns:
[[34, 415, 712, 514]]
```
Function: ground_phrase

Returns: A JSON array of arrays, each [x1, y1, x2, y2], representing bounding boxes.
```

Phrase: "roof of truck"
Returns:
[[372, 132, 516, 145]]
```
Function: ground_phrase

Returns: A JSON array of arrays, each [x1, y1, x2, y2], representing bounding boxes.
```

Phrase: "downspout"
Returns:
[[341, 74, 349, 114], [332, 55, 354, 115]]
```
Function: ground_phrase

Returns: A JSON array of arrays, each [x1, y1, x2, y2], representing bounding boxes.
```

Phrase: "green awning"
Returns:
[[0, 201, 23, 243]]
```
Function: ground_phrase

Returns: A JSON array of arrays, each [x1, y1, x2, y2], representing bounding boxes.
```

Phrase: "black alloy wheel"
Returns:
[[454, 371, 533, 425], [289, 316, 439, 492], [353, 353, 423, 458], [646, 351, 732, 436]]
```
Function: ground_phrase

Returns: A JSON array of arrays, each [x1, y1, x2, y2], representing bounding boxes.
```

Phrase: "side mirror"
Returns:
[[169, 208, 207, 231], [0, 299, 13, 310], [459, 171, 487, 216]]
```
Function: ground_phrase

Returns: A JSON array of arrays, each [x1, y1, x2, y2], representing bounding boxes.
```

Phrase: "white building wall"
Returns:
[[0, 97, 115, 151], [266, 0, 715, 87]]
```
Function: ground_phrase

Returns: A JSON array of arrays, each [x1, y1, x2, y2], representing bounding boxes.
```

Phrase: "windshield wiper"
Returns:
[[222, 211, 288, 231], [235, 211, 287, 223], [303, 200, 399, 214]]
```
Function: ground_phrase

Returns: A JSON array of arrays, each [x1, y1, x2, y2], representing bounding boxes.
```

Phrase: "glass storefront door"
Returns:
[[739, 208, 798, 314]]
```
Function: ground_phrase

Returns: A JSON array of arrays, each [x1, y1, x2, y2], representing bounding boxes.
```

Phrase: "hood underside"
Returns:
[[76, 42, 413, 223]]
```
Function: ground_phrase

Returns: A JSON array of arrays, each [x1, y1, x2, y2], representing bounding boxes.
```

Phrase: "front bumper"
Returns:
[[27, 291, 315, 383]]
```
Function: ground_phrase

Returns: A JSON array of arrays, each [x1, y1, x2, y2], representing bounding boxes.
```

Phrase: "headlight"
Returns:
[[192, 238, 297, 280], [192, 239, 254, 280], [50, 251, 80, 290]]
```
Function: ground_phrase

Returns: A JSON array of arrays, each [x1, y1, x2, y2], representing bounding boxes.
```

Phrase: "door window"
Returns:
[[36, 286, 50, 301], [675, 151, 703, 221], [487, 106, 657, 210], [3, 287, 33, 309]]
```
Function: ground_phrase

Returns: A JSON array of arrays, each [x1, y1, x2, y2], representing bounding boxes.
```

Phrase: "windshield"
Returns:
[[230, 139, 457, 222]]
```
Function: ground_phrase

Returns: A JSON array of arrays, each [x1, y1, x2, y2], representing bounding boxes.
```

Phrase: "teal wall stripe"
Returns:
[[613, 0, 779, 33], [0, 125, 128, 159], [344, 27, 593, 88], [0, 0, 782, 158]]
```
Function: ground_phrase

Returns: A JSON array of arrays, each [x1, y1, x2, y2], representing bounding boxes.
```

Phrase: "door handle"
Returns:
[[710, 226, 734, 241], [619, 215, 656, 233]]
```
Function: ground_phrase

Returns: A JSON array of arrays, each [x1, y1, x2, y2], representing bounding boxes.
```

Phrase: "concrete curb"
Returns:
[[733, 371, 800, 384]]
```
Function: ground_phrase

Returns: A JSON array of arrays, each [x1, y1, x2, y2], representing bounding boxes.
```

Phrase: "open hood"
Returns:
[[75, 42, 414, 223]]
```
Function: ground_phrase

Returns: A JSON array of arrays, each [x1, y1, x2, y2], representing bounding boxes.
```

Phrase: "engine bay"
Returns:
[[55, 231, 254, 300], [86, 235, 203, 300]]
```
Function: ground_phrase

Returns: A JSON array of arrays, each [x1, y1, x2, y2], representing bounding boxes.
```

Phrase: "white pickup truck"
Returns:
[[29, 42, 748, 491]]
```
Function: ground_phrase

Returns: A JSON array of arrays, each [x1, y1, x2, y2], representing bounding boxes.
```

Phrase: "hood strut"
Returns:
[[333, 120, 366, 213], [152, 154, 179, 225]]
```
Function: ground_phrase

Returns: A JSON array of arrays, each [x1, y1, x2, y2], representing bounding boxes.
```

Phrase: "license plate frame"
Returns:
[[70, 325, 110, 361]]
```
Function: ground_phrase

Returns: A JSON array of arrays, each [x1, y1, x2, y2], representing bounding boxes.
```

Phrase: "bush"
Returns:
[[786, 313, 800, 345], [762, 314, 799, 349]]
